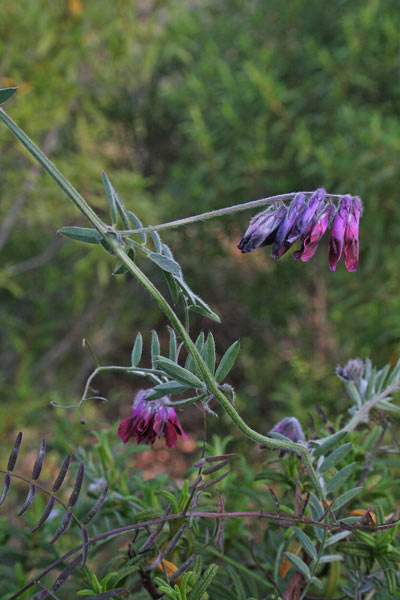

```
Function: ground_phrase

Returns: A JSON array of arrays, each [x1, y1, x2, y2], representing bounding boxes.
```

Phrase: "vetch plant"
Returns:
[[1, 86, 400, 600]]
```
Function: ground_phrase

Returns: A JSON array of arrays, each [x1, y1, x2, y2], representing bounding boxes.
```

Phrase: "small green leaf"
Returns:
[[150, 230, 162, 253], [114, 193, 130, 229], [131, 333, 143, 367], [312, 431, 347, 458], [163, 272, 180, 304], [169, 328, 177, 362], [0, 87, 17, 104], [113, 248, 135, 275], [101, 171, 118, 227], [185, 332, 204, 373], [58, 226, 102, 244], [156, 357, 205, 389], [100, 238, 115, 255], [375, 364, 390, 393], [325, 531, 351, 547], [127, 211, 146, 243], [331, 486, 363, 511], [151, 330, 160, 368], [149, 253, 182, 277], [319, 554, 343, 563], [294, 528, 317, 561], [203, 333, 216, 373], [284, 552, 311, 580], [146, 381, 189, 400], [308, 492, 324, 520], [215, 340, 240, 383], [188, 564, 219, 600], [189, 304, 221, 323], [326, 462, 357, 494], [319, 443, 352, 474], [387, 358, 400, 386]]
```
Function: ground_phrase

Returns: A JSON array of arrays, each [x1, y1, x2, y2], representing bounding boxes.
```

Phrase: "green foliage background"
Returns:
[[1, 0, 399, 446]]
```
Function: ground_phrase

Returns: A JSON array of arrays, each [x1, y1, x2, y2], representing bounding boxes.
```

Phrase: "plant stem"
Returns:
[[0, 107, 323, 497], [115, 193, 348, 235], [342, 382, 400, 433]]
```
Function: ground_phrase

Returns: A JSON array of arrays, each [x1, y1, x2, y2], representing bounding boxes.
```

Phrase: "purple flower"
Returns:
[[300, 204, 335, 262], [270, 417, 305, 443], [336, 358, 364, 382], [262, 416, 305, 455], [344, 197, 361, 272], [237, 205, 286, 253], [328, 196, 352, 271], [238, 189, 362, 270], [272, 193, 306, 259], [118, 390, 188, 448]]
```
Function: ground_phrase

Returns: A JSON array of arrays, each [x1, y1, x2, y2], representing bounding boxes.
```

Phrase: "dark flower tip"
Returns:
[[238, 190, 362, 271], [261, 416, 305, 454], [118, 389, 188, 449], [270, 416, 305, 443], [336, 358, 364, 382]]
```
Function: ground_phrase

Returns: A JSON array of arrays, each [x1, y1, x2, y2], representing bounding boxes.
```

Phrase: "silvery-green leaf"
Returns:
[[387, 358, 400, 386], [101, 171, 118, 227], [146, 381, 189, 400], [150, 230, 162, 253], [169, 328, 177, 362], [345, 381, 363, 408], [189, 304, 221, 323], [308, 492, 323, 520], [163, 272, 180, 304], [312, 431, 347, 458], [375, 364, 390, 393], [0, 87, 17, 104], [149, 253, 182, 277], [113, 248, 135, 275], [325, 531, 351, 547], [294, 528, 317, 561], [151, 330, 160, 368], [203, 333, 216, 373], [215, 340, 240, 383], [284, 552, 310, 580], [131, 333, 143, 367], [185, 332, 204, 373], [331, 486, 363, 511], [156, 357, 205, 389], [326, 462, 357, 494], [319, 443, 352, 474], [127, 211, 146, 243], [377, 399, 400, 413], [319, 554, 343, 563], [58, 226, 102, 245]]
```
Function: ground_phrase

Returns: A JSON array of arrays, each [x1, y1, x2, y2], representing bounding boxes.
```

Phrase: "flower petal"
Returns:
[[328, 196, 351, 271]]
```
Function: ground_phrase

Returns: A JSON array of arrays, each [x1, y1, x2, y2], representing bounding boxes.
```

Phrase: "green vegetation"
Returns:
[[1, 0, 400, 597]]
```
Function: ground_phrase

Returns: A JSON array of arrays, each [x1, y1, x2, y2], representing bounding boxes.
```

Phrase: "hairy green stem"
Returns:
[[0, 106, 324, 498], [343, 381, 400, 433], [115, 193, 348, 235]]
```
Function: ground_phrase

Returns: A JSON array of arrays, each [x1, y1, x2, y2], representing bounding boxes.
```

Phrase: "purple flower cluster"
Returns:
[[238, 189, 362, 271], [118, 390, 188, 448]]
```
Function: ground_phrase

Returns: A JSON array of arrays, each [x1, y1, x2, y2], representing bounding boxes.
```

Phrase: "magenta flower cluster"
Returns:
[[118, 390, 188, 448], [238, 189, 362, 271]]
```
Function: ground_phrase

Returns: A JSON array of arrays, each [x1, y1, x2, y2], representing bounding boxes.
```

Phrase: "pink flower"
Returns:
[[118, 390, 188, 448], [328, 196, 352, 271], [300, 204, 335, 262], [344, 197, 361, 271]]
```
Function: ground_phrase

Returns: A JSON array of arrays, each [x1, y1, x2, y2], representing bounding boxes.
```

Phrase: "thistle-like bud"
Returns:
[[270, 416, 305, 443], [336, 358, 364, 382]]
